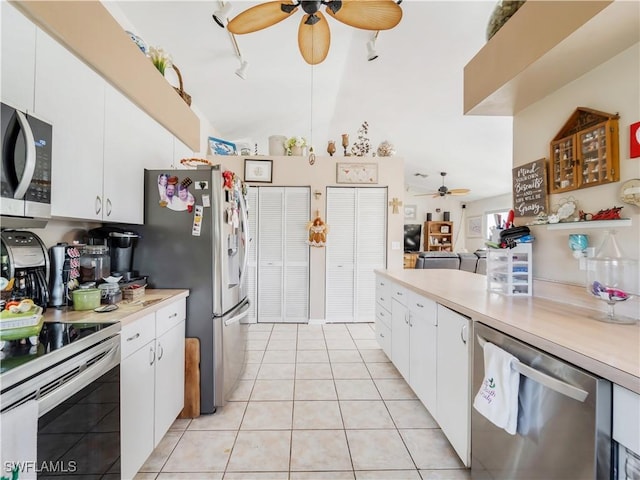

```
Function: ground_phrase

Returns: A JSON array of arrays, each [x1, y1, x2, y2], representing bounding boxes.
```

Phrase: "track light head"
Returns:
[[212, 3, 232, 28], [235, 60, 249, 80], [366, 40, 378, 61]]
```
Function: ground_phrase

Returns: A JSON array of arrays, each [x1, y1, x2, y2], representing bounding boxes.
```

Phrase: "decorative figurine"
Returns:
[[327, 140, 336, 157]]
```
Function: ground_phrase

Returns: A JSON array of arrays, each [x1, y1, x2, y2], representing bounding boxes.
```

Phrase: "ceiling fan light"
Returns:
[[235, 60, 249, 80], [366, 40, 378, 61], [212, 3, 232, 28]]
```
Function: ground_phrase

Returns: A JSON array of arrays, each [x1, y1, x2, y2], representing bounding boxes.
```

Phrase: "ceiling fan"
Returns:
[[415, 172, 471, 198], [227, 1, 403, 65]]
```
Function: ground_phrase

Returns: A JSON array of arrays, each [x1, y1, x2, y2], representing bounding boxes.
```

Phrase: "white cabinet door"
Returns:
[[284, 188, 310, 322], [257, 188, 284, 322], [154, 319, 186, 446], [1, 2, 36, 112], [408, 291, 438, 417], [34, 29, 105, 221], [391, 297, 410, 381], [121, 340, 155, 480], [436, 304, 471, 466], [103, 84, 172, 224]]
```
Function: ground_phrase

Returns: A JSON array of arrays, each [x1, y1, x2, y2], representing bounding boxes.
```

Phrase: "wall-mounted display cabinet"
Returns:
[[549, 108, 620, 194]]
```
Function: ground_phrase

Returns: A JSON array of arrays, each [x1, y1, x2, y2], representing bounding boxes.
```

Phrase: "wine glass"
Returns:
[[586, 230, 639, 324]]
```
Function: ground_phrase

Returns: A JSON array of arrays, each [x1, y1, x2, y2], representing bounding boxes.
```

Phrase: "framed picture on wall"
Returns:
[[336, 163, 378, 184], [404, 205, 417, 220], [244, 159, 273, 183], [467, 216, 482, 238]]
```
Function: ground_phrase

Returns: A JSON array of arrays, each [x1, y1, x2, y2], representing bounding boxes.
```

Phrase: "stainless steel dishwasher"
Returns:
[[472, 322, 612, 479]]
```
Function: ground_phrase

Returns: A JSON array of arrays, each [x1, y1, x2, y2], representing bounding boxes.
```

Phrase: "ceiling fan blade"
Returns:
[[228, 1, 298, 34], [326, 0, 402, 31], [298, 12, 331, 65], [448, 189, 471, 196]]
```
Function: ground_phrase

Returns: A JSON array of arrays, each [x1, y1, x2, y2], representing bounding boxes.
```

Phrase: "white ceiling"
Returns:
[[109, 0, 513, 201]]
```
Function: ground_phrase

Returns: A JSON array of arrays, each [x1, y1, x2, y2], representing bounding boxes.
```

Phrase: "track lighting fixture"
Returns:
[[212, 2, 232, 28], [366, 31, 379, 61], [235, 59, 249, 80]]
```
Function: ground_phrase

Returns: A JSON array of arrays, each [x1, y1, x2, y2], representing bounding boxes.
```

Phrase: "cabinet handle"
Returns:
[[106, 198, 112, 217], [460, 324, 468, 345], [126, 332, 140, 342], [169, 312, 178, 318], [149, 345, 156, 366], [379, 332, 385, 338], [379, 297, 384, 302], [408, 312, 413, 327], [379, 311, 385, 317], [404, 312, 409, 325], [396, 291, 403, 296], [95, 195, 102, 215], [157, 342, 164, 361], [416, 303, 424, 308]]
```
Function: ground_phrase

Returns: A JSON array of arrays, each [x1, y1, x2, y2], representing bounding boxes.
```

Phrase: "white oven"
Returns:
[[613, 384, 640, 480]]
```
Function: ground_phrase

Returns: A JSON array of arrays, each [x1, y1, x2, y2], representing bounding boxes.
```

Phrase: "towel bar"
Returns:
[[477, 335, 589, 403]]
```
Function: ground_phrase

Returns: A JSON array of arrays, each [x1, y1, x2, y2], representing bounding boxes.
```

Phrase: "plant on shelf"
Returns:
[[351, 121, 371, 156], [148, 46, 172, 75], [285, 136, 307, 156]]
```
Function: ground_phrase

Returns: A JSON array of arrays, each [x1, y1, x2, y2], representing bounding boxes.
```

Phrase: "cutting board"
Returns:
[[179, 337, 200, 418]]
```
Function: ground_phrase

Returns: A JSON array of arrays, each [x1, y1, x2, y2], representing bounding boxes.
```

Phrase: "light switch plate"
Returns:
[[391, 241, 401, 250]]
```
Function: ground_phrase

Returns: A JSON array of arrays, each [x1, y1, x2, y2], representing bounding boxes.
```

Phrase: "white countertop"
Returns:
[[44, 289, 190, 327], [376, 269, 640, 394]]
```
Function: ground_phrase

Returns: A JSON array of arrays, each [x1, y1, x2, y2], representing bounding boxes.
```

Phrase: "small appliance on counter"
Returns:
[[0, 230, 49, 310], [48, 242, 82, 308], [87, 226, 144, 287]]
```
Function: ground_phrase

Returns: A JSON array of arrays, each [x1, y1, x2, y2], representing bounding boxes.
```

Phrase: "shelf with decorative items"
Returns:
[[424, 221, 454, 252], [549, 108, 619, 194]]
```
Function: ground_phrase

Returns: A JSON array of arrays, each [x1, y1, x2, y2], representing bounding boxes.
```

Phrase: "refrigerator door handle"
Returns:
[[477, 335, 588, 402], [224, 306, 250, 326], [238, 190, 250, 284], [13, 110, 37, 200]]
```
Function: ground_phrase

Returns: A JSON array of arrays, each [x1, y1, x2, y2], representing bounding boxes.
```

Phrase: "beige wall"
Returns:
[[221, 155, 404, 320], [513, 43, 640, 286]]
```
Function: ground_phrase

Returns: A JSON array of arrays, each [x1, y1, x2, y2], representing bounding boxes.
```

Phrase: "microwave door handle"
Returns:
[[476, 335, 588, 403], [13, 110, 37, 200], [238, 190, 250, 284]]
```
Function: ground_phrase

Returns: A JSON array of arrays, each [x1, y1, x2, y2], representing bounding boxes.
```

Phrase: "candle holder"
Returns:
[[341, 134, 349, 156]]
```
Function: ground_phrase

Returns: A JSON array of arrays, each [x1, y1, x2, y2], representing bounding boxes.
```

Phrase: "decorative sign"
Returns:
[[512, 159, 548, 217], [336, 162, 378, 184]]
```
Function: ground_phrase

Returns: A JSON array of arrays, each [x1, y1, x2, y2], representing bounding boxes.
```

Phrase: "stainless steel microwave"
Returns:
[[1, 102, 52, 220]]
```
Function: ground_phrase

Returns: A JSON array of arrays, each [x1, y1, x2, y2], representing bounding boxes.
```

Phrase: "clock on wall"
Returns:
[[631, 122, 640, 158]]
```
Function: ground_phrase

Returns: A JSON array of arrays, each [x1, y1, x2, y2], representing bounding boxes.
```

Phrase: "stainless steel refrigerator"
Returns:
[[134, 165, 249, 413]]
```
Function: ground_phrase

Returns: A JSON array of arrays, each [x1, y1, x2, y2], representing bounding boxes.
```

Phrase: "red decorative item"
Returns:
[[588, 206, 623, 221], [631, 122, 640, 158], [187, 204, 193, 213], [222, 171, 234, 190]]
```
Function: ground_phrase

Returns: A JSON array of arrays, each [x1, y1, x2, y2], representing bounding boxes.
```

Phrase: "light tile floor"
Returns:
[[135, 323, 470, 480]]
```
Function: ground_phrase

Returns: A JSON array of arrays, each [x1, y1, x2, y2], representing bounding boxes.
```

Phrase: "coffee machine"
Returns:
[[87, 227, 142, 282], [0, 230, 50, 310]]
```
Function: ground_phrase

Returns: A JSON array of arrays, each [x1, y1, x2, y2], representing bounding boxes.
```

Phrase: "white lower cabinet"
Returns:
[[436, 304, 471, 466], [374, 275, 392, 358], [407, 290, 438, 417], [391, 293, 410, 381], [121, 299, 186, 480]]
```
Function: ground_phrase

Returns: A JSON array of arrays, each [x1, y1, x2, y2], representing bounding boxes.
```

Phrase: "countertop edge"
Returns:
[[376, 269, 640, 394]]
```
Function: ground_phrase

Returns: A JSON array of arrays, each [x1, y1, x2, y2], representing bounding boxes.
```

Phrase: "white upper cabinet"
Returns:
[[103, 84, 173, 224], [1, 2, 36, 112], [34, 29, 105, 221]]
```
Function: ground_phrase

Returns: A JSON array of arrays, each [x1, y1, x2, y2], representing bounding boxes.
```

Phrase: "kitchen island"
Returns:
[[377, 269, 639, 393]]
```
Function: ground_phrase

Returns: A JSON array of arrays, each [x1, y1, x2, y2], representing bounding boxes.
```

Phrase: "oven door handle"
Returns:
[[477, 335, 588, 403], [37, 338, 120, 416]]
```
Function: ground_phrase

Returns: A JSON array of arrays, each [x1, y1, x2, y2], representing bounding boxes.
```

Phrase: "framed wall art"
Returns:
[[244, 159, 273, 183], [336, 162, 378, 184], [404, 205, 417, 220], [467, 216, 482, 238]]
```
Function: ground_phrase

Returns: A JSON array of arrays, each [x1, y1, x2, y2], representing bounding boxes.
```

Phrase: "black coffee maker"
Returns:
[[88, 227, 140, 280]]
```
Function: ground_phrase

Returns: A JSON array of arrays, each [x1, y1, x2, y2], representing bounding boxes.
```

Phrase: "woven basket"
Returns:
[[172, 64, 192, 106]]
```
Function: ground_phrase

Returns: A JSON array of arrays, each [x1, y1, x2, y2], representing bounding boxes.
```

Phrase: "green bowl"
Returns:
[[72, 288, 101, 310]]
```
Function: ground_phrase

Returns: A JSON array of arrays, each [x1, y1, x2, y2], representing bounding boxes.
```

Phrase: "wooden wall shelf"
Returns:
[[464, 1, 639, 116], [12, 0, 200, 150]]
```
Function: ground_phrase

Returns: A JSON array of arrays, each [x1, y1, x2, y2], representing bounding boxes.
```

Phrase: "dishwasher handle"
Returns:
[[477, 335, 589, 403]]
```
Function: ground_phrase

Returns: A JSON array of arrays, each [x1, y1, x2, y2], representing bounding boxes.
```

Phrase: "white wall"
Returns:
[[514, 43, 640, 285]]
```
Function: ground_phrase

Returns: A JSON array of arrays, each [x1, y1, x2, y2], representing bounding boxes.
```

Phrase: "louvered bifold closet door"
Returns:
[[325, 188, 356, 321], [257, 188, 284, 322], [355, 188, 387, 322], [284, 188, 310, 322], [246, 187, 258, 323]]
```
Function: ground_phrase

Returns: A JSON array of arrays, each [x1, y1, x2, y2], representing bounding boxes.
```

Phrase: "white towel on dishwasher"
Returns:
[[0, 400, 38, 479], [473, 341, 520, 435]]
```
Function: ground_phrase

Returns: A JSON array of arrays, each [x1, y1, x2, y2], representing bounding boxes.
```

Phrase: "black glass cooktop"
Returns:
[[0, 322, 118, 375]]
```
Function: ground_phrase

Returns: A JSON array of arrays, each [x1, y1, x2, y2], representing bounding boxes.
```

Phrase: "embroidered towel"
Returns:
[[473, 342, 520, 435], [0, 400, 38, 479]]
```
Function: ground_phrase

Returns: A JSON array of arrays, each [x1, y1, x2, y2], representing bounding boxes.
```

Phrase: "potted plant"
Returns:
[[285, 136, 307, 156]]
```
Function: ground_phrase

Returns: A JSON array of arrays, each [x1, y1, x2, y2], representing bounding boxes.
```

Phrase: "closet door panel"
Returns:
[[246, 188, 258, 323], [284, 188, 310, 322]]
